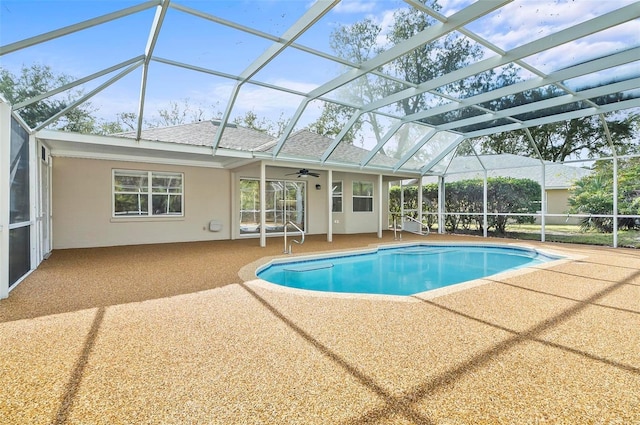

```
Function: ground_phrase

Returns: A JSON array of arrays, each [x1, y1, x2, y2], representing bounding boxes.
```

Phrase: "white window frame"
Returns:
[[332, 180, 343, 213], [112, 169, 184, 218], [352, 180, 374, 213]]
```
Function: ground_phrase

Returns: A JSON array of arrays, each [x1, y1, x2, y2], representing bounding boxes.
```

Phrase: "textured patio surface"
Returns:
[[1, 232, 639, 424]]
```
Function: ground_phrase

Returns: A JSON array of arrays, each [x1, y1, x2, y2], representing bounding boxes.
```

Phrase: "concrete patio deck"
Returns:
[[1, 233, 639, 424]]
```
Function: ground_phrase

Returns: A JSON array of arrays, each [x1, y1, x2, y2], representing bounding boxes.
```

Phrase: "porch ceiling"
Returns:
[[1, 0, 639, 176]]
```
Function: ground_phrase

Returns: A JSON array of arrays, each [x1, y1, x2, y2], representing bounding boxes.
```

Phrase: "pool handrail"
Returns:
[[284, 221, 305, 254], [394, 215, 430, 240]]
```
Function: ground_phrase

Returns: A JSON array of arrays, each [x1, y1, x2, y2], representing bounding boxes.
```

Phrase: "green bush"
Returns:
[[568, 158, 640, 232], [390, 177, 541, 233]]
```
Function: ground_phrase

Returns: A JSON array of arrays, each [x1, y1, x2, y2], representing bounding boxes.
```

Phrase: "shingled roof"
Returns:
[[119, 120, 275, 151], [120, 123, 400, 168], [262, 129, 398, 168]]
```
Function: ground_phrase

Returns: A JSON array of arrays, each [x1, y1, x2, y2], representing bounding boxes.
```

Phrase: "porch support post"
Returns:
[[377, 174, 383, 238], [0, 102, 10, 299], [259, 161, 266, 247], [540, 162, 546, 242], [327, 169, 332, 242]]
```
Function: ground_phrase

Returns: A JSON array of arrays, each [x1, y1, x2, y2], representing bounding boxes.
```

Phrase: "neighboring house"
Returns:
[[423, 153, 592, 224]]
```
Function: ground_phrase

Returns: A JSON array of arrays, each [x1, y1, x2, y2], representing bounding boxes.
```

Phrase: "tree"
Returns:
[[0, 64, 97, 132], [568, 158, 640, 232], [233, 110, 289, 137], [309, 0, 640, 163], [309, 17, 387, 146], [472, 112, 639, 162], [309, 0, 516, 158], [148, 98, 215, 128]]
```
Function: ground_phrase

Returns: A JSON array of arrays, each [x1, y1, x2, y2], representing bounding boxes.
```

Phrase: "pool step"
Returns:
[[283, 263, 334, 272], [394, 248, 459, 255]]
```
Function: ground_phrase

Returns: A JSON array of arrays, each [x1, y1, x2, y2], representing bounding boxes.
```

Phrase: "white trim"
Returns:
[[352, 180, 374, 213], [51, 150, 227, 169]]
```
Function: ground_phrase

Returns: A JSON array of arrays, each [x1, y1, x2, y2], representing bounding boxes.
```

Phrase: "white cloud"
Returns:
[[333, 0, 377, 14], [469, 0, 638, 73], [438, 0, 476, 17], [476, 0, 637, 52]]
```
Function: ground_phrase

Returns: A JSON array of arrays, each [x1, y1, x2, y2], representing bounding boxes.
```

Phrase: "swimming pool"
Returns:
[[256, 243, 560, 296]]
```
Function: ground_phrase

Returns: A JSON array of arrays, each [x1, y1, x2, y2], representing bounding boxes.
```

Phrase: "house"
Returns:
[[37, 120, 405, 250]]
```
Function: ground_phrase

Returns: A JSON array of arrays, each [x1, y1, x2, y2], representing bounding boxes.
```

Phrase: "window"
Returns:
[[113, 170, 183, 217], [332, 181, 343, 213], [353, 181, 373, 212]]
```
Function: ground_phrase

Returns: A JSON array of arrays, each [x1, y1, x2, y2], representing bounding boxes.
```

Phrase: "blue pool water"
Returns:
[[257, 244, 559, 296]]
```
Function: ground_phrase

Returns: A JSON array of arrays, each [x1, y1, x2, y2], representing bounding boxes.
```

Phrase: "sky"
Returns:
[[0, 0, 638, 132]]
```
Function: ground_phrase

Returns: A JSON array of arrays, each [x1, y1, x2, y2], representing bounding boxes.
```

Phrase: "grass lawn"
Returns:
[[503, 224, 640, 248], [431, 223, 640, 248]]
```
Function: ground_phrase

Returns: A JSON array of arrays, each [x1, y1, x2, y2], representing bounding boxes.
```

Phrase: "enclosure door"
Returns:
[[9, 117, 32, 288]]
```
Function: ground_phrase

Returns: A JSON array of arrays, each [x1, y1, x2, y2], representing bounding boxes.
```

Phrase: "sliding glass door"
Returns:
[[240, 179, 305, 235]]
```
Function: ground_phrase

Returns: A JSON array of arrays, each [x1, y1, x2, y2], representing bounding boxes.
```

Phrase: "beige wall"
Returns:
[[534, 188, 582, 225], [544, 188, 581, 225], [53, 157, 232, 248], [53, 158, 386, 249], [336, 173, 380, 234]]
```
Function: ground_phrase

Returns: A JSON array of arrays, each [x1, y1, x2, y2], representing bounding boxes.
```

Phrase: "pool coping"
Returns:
[[239, 241, 583, 302]]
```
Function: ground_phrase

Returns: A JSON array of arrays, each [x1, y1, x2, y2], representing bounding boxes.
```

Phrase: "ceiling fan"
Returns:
[[285, 168, 320, 178]]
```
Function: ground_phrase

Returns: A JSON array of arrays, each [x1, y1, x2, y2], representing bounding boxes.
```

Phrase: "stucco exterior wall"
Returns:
[[541, 188, 581, 225], [52, 157, 231, 249], [53, 158, 386, 249]]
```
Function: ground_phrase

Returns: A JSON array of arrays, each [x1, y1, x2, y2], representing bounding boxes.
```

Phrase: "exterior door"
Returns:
[[39, 144, 51, 259]]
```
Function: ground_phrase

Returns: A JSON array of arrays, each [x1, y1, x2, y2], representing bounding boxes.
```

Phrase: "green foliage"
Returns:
[[568, 158, 640, 232], [309, 0, 500, 152], [471, 110, 639, 162], [0, 64, 96, 131], [233, 110, 289, 138], [390, 177, 541, 233]]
